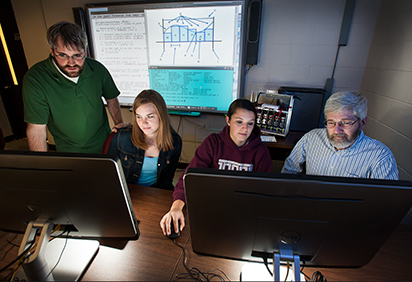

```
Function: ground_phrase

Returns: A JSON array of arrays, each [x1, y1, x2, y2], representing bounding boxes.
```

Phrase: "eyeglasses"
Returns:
[[324, 118, 359, 128], [53, 51, 86, 62]]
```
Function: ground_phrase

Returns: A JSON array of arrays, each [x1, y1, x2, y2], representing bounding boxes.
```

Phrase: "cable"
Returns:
[[6, 233, 22, 247], [284, 262, 290, 282], [245, 64, 254, 75], [261, 257, 300, 281], [171, 239, 231, 281], [5, 226, 60, 281], [0, 234, 22, 263], [43, 229, 70, 281], [0, 237, 36, 281], [2, 224, 67, 281], [255, 91, 263, 105], [262, 256, 273, 277], [0, 238, 36, 274], [310, 271, 327, 281], [300, 262, 327, 282], [176, 115, 183, 133], [0, 243, 15, 264]]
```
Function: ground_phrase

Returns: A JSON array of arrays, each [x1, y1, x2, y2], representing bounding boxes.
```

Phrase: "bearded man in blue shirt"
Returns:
[[282, 91, 398, 180]]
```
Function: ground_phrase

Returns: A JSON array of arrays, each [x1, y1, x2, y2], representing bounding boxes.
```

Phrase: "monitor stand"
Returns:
[[273, 251, 301, 281], [241, 262, 305, 281], [241, 249, 303, 281], [17, 219, 99, 281]]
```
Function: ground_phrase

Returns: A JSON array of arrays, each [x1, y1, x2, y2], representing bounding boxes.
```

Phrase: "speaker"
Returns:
[[72, 7, 87, 31], [72, 7, 91, 55], [245, 0, 262, 65]]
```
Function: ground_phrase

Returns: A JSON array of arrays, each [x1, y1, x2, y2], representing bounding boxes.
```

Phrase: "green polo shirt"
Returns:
[[23, 55, 120, 153]]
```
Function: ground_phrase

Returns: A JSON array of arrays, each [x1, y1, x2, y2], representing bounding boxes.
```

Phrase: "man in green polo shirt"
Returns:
[[23, 21, 125, 153]]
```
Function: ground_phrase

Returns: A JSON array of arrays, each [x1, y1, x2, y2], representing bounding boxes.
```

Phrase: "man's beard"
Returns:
[[53, 56, 84, 78], [60, 64, 84, 78], [327, 126, 361, 149]]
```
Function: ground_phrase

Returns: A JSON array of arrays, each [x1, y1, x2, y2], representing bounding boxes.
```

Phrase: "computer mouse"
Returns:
[[167, 219, 181, 239]]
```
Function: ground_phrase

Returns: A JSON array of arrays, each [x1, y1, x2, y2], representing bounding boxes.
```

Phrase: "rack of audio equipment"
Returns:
[[251, 90, 294, 137]]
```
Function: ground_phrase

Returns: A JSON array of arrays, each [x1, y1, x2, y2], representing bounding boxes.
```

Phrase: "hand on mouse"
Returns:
[[167, 219, 181, 239], [160, 200, 185, 236]]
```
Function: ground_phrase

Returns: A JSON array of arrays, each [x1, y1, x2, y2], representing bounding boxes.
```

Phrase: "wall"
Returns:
[[11, 0, 380, 164], [245, 0, 380, 95], [360, 0, 412, 181]]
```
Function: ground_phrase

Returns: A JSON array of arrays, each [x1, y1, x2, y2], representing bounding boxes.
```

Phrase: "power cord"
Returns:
[[310, 271, 327, 281], [170, 238, 231, 281], [2, 225, 72, 281], [300, 261, 327, 281], [0, 234, 37, 280], [43, 228, 71, 281], [6, 233, 21, 248], [245, 64, 254, 75], [168, 236, 326, 282], [260, 256, 326, 281], [0, 234, 22, 263], [262, 256, 273, 276]]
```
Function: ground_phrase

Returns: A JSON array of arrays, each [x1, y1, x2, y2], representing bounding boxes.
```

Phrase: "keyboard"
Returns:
[[260, 135, 277, 142]]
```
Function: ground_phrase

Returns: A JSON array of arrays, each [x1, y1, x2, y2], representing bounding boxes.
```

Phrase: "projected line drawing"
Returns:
[[157, 12, 222, 64]]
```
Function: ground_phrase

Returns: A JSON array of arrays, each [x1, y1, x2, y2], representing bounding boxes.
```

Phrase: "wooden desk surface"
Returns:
[[1, 185, 412, 281], [82, 185, 188, 281], [0, 185, 185, 281], [177, 224, 412, 281]]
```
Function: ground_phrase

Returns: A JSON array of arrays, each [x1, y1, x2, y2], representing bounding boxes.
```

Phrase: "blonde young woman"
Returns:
[[107, 89, 182, 190]]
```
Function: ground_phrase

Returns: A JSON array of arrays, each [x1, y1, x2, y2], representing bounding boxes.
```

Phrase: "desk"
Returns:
[[1, 185, 412, 281], [175, 226, 412, 282], [0, 185, 184, 281]]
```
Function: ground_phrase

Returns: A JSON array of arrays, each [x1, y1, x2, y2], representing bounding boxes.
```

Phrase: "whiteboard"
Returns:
[[86, 1, 247, 113]]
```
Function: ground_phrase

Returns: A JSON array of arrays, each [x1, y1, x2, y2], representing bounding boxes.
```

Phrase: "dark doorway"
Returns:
[[0, 0, 28, 141]]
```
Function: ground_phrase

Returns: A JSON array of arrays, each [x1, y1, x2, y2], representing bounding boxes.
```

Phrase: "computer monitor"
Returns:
[[0, 151, 139, 281], [184, 168, 412, 280]]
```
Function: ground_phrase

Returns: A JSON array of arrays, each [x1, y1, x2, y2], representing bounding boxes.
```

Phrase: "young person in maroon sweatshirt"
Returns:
[[160, 98, 273, 236]]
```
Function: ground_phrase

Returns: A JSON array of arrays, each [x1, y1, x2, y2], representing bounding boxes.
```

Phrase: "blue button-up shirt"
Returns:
[[282, 128, 399, 180]]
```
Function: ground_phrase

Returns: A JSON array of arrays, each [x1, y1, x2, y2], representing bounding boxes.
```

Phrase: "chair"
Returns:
[[102, 132, 116, 154]]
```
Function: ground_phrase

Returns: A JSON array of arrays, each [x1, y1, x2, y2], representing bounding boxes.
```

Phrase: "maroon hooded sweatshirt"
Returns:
[[172, 125, 272, 203]]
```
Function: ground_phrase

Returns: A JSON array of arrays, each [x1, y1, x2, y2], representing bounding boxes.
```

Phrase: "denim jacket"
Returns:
[[107, 126, 182, 190]]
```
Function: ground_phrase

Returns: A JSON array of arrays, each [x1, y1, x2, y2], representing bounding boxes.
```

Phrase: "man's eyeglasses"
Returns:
[[324, 118, 359, 128], [53, 51, 86, 62]]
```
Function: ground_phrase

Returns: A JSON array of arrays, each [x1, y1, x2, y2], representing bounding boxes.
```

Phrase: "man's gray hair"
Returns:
[[324, 91, 367, 120], [47, 21, 87, 51]]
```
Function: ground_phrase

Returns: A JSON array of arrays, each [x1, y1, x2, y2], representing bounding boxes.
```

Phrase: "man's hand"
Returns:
[[111, 122, 131, 133]]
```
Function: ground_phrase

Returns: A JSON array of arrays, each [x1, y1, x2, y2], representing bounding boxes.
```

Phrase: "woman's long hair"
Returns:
[[131, 89, 174, 151]]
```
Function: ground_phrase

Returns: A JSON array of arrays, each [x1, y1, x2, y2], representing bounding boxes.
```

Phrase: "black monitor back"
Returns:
[[279, 86, 325, 132], [184, 168, 412, 267], [0, 151, 139, 239]]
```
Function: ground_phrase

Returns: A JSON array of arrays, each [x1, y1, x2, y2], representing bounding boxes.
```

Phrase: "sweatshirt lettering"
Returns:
[[218, 159, 254, 171]]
